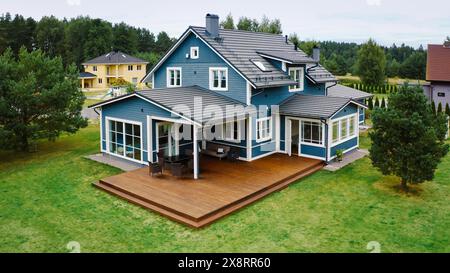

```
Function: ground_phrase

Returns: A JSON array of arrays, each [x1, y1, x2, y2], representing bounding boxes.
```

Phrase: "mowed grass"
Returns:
[[0, 125, 449, 253]]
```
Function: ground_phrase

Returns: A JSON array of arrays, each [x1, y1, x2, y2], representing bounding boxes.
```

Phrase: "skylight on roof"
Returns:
[[251, 60, 270, 72]]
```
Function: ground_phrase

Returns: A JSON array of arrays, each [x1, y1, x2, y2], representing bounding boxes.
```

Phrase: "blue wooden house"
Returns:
[[90, 14, 372, 179]]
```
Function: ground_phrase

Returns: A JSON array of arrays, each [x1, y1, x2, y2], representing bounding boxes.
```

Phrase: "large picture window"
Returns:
[[209, 67, 228, 91], [288, 67, 304, 92], [167, 67, 182, 87], [301, 121, 323, 145], [331, 115, 357, 145], [108, 119, 141, 161], [256, 117, 272, 142]]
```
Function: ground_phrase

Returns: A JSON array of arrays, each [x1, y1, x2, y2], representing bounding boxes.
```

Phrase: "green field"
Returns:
[[0, 125, 449, 252]]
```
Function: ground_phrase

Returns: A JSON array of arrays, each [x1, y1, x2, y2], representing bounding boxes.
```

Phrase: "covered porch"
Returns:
[[94, 153, 323, 228]]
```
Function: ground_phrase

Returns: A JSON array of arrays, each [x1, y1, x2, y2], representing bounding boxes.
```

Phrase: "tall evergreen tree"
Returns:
[[437, 102, 443, 113], [35, 16, 65, 58], [445, 103, 450, 116], [370, 86, 449, 190], [356, 39, 386, 86], [112, 22, 138, 54], [381, 98, 386, 108], [155, 31, 174, 54], [374, 97, 380, 108], [84, 19, 113, 60]]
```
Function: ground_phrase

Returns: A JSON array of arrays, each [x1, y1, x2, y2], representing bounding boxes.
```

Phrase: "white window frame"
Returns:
[[331, 114, 358, 146], [93, 66, 97, 71], [166, 67, 182, 87], [209, 67, 228, 91], [128, 65, 133, 71], [300, 119, 324, 146], [105, 116, 143, 164], [222, 120, 242, 143], [137, 65, 142, 71], [190, 46, 199, 59], [288, 67, 304, 92], [256, 116, 272, 143]]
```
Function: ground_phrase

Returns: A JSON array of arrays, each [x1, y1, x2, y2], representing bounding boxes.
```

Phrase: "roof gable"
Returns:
[[90, 85, 246, 125], [83, 51, 148, 65], [427, 44, 450, 82], [144, 27, 337, 88], [279, 94, 366, 119]]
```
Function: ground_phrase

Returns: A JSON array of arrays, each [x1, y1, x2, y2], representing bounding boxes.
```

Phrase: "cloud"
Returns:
[[66, 0, 81, 6], [366, 0, 381, 6]]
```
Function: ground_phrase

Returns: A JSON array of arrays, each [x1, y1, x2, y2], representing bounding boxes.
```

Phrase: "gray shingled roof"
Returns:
[[257, 50, 315, 64], [90, 85, 246, 124], [83, 51, 148, 65], [79, 72, 97, 78], [279, 94, 358, 119], [189, 27, 337, 88], [327, 84, 373, 99], [306, 64, 337, 83]]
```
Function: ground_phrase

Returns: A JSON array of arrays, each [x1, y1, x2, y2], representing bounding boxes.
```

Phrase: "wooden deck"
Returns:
[[94, 154, 323, 228]]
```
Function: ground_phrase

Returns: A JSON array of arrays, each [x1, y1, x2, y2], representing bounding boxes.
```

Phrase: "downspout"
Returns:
[[320, 118, 329, 164], [325, 81, 338, 96]]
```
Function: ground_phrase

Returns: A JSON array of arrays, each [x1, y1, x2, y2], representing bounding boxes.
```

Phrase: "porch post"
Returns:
[[193, 124, 199, 179]]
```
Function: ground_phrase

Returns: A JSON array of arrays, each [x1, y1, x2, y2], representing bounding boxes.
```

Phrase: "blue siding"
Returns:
[[251, 78, 326, 106], [153, 33, 248, 103], [330, 137, 358, 157], [300, 144, 326, 159], [332, 103, 358, 119]]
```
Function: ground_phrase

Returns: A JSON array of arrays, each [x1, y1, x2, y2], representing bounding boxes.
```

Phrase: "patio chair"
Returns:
[[171, 163, 188, 178], [184, 149, 193, 157], [227, 146, 240, 161], [149, 162, 163, 176], [157, 153, 165, 170]]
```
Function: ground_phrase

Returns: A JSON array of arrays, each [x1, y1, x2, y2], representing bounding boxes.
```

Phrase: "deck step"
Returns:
[[94, 182, 202, 228], [98, 179, 197, 221], [94, 161, 324, 228]]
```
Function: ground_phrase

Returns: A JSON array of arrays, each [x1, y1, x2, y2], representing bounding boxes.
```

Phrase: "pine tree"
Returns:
[[446, 103, 450, 116], [431, 101, 436, 115], [381, 98, 386, 108], [374, 97, 380, 108], [370, 86, 449, 190], [368, 98, 374, 110], [437, 102, 443, 113]]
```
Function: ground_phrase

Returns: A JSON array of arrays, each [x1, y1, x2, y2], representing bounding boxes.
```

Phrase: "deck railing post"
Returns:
[[193, 124, 199, 179]]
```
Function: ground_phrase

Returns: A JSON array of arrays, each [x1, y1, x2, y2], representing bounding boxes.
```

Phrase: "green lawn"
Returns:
[[0, 125, 449, 253]]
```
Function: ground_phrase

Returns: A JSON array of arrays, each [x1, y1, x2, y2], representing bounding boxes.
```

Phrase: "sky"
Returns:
[[1, 0, 449, 48]]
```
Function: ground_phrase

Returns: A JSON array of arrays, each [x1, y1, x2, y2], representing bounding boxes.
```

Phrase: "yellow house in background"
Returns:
[[79, 51, 149, 90]]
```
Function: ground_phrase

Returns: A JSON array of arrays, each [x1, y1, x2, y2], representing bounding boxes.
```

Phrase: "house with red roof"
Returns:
[[423, 41, 450, 107]]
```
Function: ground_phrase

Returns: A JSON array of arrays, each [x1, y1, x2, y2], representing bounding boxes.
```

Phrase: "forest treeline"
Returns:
[[0, 13, 176, 70], [0, 12, 431, 81]]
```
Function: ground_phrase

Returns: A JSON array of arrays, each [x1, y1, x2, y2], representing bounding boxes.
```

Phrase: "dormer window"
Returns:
[[251, 60, 270, 72], [288, 67, 304, 92], [190, 47, 199, 59]]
